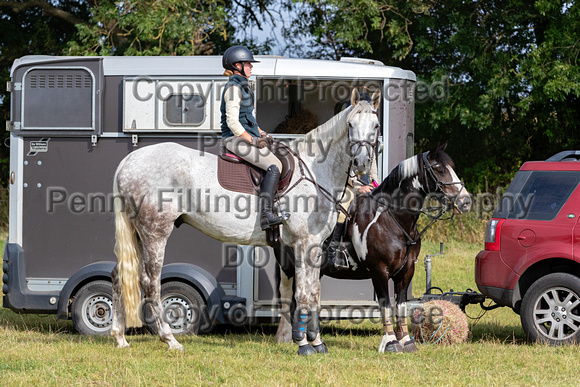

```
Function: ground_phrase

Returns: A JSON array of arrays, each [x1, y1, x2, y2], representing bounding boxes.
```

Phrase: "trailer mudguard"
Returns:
[[161, 263, 227, 324], [3, 243, 60, 314], [56, 262, 227, 324], [56, 261, 116, 319]]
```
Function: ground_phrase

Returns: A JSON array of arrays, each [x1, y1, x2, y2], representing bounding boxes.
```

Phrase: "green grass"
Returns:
[[2, 236, 580, 385]]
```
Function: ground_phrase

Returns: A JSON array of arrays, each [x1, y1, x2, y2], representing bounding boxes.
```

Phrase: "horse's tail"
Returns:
[[113, 166, 143, 328]]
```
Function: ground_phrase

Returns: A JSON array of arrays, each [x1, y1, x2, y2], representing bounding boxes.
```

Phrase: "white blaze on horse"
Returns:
[[111, 89, 381, 355]]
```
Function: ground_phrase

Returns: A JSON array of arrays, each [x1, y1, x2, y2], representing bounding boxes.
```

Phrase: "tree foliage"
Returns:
[[66, 0, 230, 56], [285, 0, 580, 191], [1, 0, 579, 192]]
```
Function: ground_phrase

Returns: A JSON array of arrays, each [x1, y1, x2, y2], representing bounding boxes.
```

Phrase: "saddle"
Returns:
[[217, 141, 295, 196]]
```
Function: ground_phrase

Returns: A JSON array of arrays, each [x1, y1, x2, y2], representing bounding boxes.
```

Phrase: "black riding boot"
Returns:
[[327, 222, 348, 272], [260, 165, 285, 230]]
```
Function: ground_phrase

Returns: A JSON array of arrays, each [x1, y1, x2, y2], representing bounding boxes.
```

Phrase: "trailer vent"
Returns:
[[29, 74, 91, 89]]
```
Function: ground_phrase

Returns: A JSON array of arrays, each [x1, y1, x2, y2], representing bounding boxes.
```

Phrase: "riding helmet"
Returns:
[[222, 45, 260, 71]]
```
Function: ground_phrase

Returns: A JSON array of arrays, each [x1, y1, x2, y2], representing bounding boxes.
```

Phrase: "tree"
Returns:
[[286, 0, 580, 191], [66, 0, 230, 56]]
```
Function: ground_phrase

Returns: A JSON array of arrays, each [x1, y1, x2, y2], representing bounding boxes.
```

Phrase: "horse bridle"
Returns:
[[372, 152, 465, 278], [277, 108, 380, 219], [347, 110, 380, 162], [420, 151, 465, 216]]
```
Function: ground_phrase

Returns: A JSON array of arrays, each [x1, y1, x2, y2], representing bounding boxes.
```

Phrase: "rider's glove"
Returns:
[[251, 136, 268, 149]]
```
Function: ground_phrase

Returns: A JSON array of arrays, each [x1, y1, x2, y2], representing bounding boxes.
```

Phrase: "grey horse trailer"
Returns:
[[3, 55, 415, 335]]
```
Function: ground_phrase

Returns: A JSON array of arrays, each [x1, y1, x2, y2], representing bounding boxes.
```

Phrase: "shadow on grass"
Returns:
[[0, 305, 533, 348], [0, 308, 75, 335], [469, 321, 528, 344]]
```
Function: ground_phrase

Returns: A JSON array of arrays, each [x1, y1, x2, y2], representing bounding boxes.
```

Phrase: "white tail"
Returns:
[[113, 176, 143, 328]]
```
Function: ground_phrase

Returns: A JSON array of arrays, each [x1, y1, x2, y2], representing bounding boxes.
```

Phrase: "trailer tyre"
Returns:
[[144, 281, 211, 336], [520, 273, 580, 345], [71, 280, 114, 336]]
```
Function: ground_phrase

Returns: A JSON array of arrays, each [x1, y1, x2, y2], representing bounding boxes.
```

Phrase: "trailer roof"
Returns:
[[12, 55, 416, 81]]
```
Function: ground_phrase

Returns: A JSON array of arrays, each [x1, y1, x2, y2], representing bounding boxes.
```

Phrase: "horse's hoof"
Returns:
[[313, 343, 329, 354], [403, 339, 418, 353], [297, 344, 316, 356], [115, 338, 130, 348], [168, 344, 184, 352], [385, 340, 404, 353]]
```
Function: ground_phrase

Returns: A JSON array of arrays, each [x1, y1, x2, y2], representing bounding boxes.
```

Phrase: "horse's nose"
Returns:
[[456, 195, 472, 213]]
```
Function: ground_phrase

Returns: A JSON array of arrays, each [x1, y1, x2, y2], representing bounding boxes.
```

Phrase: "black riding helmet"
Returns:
[[222, 45, 259, 77]]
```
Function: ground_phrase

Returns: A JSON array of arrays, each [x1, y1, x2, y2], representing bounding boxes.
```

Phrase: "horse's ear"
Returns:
[[350, 89, 360, 107], [438, 141, 448, 152], [371, 90, 381, 110]]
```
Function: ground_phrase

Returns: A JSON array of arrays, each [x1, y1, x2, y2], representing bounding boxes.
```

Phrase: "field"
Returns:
[[2, 235, 580, 386]]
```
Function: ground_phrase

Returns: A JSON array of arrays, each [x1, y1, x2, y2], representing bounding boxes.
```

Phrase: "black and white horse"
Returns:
[[275, 143, 472, 352]]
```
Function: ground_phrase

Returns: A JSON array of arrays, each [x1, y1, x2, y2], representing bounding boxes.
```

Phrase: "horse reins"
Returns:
[[274, 141, 353, 219], [274, 108, 380, 219]]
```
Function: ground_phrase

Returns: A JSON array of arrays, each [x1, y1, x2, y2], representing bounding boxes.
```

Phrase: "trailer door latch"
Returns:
[[132, 134, 139, 147], [91, 135, 98, 147]]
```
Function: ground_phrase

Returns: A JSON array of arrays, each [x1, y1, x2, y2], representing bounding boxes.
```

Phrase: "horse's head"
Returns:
[[422, 143, 472, 213], [347, 89, 381, 175]]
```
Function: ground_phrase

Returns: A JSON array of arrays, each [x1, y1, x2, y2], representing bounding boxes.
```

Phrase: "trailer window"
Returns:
[[22, 68, 94, 130], [164, 94, 205, 126]]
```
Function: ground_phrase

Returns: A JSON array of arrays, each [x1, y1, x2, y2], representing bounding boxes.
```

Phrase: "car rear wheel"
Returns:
[[520, 273, 580, 345]]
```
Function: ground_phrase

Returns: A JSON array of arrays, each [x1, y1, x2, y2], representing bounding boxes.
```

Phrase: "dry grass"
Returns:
[[3, 237, 580, 385]]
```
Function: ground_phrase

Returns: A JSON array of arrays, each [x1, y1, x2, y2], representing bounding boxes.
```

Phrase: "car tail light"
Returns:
[[484, 218, 504, 251]]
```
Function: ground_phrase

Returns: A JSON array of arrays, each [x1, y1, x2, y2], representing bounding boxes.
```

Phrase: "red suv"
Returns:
[[476, 151, 580, 345]]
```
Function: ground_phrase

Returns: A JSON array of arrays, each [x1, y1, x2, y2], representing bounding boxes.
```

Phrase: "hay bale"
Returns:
[[412, 300, 469, 345]]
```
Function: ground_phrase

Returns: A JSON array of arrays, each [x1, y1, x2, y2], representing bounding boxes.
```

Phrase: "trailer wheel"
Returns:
[[71, 280, 114, 336], [520, 273, 580, 345], [144, 281, 210, 336]]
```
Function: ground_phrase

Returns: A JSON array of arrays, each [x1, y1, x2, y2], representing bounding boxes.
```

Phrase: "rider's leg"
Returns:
[[327, 221, 348, 271], [327, 192, 352, 271], [224, 136, 284, 230], [260, 164, 285, 229]]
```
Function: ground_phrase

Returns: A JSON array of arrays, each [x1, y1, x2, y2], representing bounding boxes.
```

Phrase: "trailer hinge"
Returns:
[[6, 82, 22, 92], [132, 134, 139, 147], [91, 135, 98, 147], [6, 121, 21, 131]]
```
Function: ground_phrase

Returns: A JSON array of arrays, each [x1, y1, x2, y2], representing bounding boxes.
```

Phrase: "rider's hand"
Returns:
[[251, 136, 268, 149], [358, 185, 374, 194], [260, 131, 274, 145]]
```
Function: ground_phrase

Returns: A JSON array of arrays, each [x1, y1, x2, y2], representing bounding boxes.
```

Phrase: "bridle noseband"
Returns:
[[420, 152, 465, 216], [347, 110, 380, 162]]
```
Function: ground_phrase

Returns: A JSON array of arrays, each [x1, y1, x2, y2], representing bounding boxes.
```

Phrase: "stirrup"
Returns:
[[329, 248, 349, 272], [261, 213, 284, 230]]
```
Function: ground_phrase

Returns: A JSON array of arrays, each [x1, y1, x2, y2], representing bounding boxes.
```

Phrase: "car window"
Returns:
[[506, 171, 580, 220]]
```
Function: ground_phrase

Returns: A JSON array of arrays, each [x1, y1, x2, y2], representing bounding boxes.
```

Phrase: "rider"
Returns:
[[327, 93, 379, 271], [220, 45, 285, 230]]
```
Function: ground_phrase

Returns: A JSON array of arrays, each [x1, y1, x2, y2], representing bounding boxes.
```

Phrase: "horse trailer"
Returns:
[[3, 55, 416, 335]]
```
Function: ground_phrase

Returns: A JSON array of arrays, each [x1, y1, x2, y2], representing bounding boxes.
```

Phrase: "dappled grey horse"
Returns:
[[111, 89, 381, 355]]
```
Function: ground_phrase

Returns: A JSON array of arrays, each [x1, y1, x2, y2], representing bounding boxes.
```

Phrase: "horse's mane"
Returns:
[[377, 147, 454, 192], [301, 105, 352, 148]]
